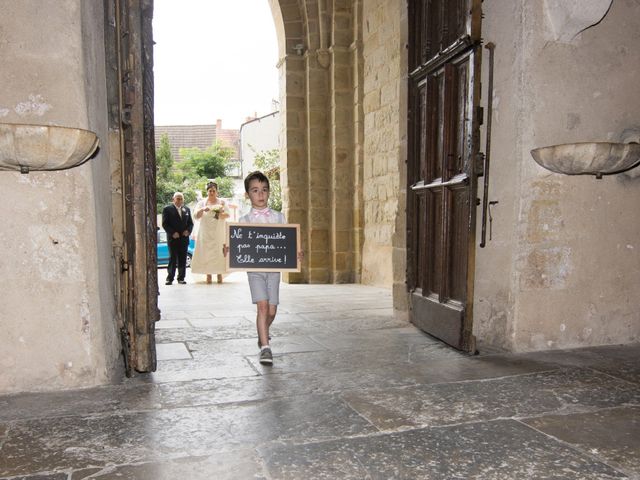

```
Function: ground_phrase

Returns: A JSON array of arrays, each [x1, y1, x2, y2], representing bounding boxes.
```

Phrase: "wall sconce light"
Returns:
[[0, 123, 99, 174], [293, 44, 305, 56]]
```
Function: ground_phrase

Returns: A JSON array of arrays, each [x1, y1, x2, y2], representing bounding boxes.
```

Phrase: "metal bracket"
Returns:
[[479, 42, 495, 248]]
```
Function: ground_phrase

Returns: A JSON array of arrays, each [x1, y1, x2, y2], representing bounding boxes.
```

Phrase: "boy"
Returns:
[[228, 171, 289, 365]]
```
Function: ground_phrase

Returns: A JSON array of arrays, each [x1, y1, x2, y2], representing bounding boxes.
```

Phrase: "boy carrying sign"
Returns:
[[224, 171, 303, 365]]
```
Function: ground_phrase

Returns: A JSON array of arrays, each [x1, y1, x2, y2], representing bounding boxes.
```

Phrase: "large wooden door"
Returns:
[[105, 0, 159, 374], [407, 0, 482, 352]]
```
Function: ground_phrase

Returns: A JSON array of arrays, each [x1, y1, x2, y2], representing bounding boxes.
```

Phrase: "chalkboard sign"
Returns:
[[226, 223, 300, 272]]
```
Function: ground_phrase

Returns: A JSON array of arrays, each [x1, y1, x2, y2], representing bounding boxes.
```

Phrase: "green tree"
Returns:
[[177, 142, 233, 180], [212, 176, 235, 199], [253, 148, 282, 211], [156, 133, 174, 180], [191, 176, 235, 200], [155, 134, 183, 209], [156, 138, 236, 210]]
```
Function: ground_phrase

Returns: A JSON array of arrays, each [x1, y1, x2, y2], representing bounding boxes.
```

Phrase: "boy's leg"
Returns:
[[256, 300, 270, 347], [267, 304, 278, 329], [248, 272, 279, 348], [265, 272, 280, 332]]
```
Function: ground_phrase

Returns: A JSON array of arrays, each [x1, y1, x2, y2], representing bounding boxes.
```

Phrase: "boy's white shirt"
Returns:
[[239, 207, 286, 225]]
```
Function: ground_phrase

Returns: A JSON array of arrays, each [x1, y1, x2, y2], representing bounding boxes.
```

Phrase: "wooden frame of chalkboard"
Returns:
[[226, 223, 301, 272]]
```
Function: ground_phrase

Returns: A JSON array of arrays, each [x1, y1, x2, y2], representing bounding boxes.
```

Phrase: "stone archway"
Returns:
[[268, 1, 364, 284]]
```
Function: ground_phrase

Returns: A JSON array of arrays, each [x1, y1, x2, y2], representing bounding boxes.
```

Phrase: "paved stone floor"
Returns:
[[1, 271, 639, 479]]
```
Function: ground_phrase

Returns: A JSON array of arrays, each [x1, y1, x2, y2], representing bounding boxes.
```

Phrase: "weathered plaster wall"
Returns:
[[360, 0, 407, 303], [475, 0, 640, 351], [81, 0, 122, 386], [0, 0, 120, 393]]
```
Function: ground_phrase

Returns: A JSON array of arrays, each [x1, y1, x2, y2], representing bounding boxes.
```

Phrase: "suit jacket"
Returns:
[[162, 203, 194, 238]]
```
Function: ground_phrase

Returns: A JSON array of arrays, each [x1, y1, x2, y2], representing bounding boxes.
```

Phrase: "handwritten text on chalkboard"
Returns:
[[226, 223, 300, 272]]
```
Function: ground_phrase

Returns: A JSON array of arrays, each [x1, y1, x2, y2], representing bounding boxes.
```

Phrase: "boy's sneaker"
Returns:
[[259, 347, 273, 365]]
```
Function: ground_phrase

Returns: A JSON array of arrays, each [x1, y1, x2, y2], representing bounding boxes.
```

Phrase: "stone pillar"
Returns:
[[279, 54, 308, 283], [329, 2, 359, 283], [305, 50, 332, 283]]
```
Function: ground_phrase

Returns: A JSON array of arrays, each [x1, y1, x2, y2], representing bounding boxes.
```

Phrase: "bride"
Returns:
[[191, 181, 230, 283]]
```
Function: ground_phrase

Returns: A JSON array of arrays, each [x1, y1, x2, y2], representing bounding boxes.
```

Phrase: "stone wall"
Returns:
[[360, 0, 407, 306], [0, 0, 120, 393], [475, 0, 640, 351]]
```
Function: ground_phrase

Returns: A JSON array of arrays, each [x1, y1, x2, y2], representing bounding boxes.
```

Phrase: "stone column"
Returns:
[[279, 54, 308, 283], [305, 49, 332, 283]]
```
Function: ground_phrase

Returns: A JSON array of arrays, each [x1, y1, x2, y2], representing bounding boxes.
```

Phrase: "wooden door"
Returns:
[[105, 0, 159, 374], [407, 0, 482, 352]]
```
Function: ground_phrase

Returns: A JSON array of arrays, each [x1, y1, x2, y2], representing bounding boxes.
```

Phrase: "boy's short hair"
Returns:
[[244, 171, 270, 192]]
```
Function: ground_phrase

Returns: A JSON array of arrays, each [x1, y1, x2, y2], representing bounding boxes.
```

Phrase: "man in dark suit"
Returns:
[[162, 192, 194, 285]]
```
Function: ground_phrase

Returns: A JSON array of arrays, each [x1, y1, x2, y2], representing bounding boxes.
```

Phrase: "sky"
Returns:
[[153, 0, 279, 129]]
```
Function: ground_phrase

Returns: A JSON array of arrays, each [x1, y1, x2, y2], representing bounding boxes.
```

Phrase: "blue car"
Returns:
[[157, 230, 196, 268]]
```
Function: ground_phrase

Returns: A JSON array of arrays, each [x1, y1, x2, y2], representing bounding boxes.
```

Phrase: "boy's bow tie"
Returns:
[[252, 208, 270, 217]]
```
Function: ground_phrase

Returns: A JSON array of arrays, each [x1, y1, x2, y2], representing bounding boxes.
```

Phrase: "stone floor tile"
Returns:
[[154, 323, 257, 343], [148, 364, 258, 383], [158, 307, 216, 317], [167, 310, 215, 319], [308, 326, 441, 350], [155, 342, 192, 361], [244, 342, 420, 373], [302, 311, 407, 332], [523, 406, 640, 476], [152, 368, 424, 408], [187, 315, 253, 328], [0, 395, 376, 478], [340, 368, 640, 431], [154, 319, 191, 329], [0, 474, 69, 480], [0, 383, 163, 423], [266, 319, 334, 337], [68, 450, 265, 480], [260, 419, 626, 480], [188, 335, 326, 358], [591, 360, 640, 385], [152, 355, 560, 410], [518, 344, 640, 371], [516, 345, 640, 386]]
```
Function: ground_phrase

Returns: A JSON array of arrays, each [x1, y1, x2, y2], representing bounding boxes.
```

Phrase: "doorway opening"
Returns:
[[152, 1, 283, 370]]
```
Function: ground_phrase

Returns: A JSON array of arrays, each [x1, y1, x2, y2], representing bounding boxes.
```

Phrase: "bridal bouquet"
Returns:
[[210, 204, 224, 219]]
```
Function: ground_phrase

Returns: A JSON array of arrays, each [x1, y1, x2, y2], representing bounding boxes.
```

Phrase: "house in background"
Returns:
[[154, 119, 240, 168], [237, 111, 280, 197]]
